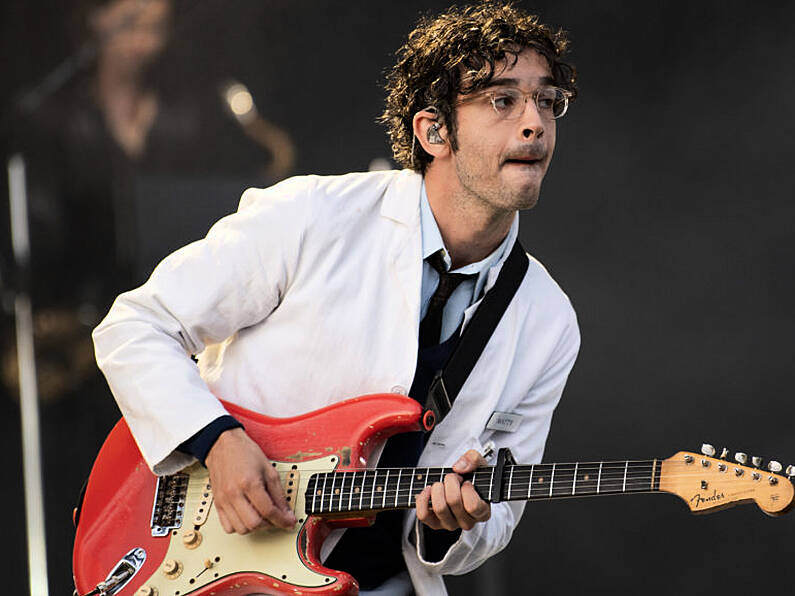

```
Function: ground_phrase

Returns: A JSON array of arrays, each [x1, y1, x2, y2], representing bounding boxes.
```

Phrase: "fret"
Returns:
[[381, 470, 390, 509], [311, 475, 318, 514], [527, 465, 534, 499], [572, 462, 578, 495], [370, 470, 378, 510], [338, 472, 348, 512], [424, 467, 431, 489], [527, 464, 553, 499], [348, 472, 356, 511], [320, 473, 329, 513], [486, 468, 492, 501], [394, 469, 403, 508], [622, 461, 628, 492], [329, 473, 339, 512], [552, 463, 575, 497], [597, 462, 603, 494], [650, 459, 657, 491], [548, 463, 555, 497], [623, 461, 657, 494], [572, 463, 601, 496], [408, 468, 416, 507], [358, 470, 366, 511], [507, 465, 515, 500]]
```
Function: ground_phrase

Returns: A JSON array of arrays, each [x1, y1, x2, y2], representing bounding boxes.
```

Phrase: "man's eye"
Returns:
[[491, 93, 518, 111], [536, 89, 558, 111]]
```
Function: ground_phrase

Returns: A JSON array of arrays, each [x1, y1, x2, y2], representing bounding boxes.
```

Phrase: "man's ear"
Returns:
[[412, 108, 450, 161]]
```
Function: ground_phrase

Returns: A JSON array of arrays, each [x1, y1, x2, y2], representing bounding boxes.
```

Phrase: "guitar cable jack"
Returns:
[[75, 566, 134, 596]]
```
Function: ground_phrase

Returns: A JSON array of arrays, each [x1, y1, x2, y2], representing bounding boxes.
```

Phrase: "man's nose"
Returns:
[[519, 97, 544, 140]]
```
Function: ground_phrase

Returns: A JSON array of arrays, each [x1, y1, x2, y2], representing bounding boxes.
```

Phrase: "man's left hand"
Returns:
[[415, 449, 491, 531]]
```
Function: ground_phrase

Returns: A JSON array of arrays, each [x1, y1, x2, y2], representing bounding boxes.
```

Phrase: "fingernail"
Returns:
[[454, 457, 468, 470]]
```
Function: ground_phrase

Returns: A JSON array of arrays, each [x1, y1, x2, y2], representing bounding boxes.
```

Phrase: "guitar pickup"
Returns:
[[283, 466, 300, 514]]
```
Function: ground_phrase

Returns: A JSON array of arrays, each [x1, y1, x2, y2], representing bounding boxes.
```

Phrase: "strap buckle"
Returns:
[[422, 370, 451, 431]]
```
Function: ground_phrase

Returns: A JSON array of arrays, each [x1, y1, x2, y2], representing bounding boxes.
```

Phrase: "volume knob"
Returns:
[[734, 452, 748, 465], [768, 461, 783, 473], [183, 530, 202, 549]]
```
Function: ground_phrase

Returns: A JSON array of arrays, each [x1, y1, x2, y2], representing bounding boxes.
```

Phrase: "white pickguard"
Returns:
[[135, 455, 339, 595]]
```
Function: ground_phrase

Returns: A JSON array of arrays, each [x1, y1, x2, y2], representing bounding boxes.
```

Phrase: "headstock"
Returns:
[[659, 444, 794, 516]]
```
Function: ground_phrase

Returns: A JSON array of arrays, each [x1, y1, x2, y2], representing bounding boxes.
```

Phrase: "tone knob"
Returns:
[[182, 529, 202, 549], [751, 456, 763, 468], [734, 452, 748, 465], [701, 444, 716, 457], [135, 587, 158, 596], [162, 559, 182, 579], [768, 461, 783, 473]]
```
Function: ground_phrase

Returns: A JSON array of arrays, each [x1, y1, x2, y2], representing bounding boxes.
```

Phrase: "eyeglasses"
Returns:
[[456, 85, 572, 120]]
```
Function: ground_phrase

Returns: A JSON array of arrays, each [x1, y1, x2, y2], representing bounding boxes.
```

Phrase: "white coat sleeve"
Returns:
[[410, 303, 580, 579], [92, 177, 315, 475]]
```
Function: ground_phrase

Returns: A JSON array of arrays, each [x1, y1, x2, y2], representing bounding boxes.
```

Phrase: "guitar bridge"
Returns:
[[150, 472, 189, 536]]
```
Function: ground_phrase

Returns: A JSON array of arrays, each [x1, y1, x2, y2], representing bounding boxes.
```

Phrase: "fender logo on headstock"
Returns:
[[690, 489, 725, 508]]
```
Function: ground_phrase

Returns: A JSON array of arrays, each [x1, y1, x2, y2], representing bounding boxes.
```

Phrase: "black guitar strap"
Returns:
[[421, 239, 529, 430]]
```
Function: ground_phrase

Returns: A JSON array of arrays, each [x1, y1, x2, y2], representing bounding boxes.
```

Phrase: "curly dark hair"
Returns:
[[381, 2, 577, 173]]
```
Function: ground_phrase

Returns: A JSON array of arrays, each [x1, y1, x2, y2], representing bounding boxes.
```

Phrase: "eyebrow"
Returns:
[[482, 75, 556, 89]]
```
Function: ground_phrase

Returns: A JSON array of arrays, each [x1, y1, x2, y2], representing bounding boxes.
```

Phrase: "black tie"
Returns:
[[419, 250, 475, 348]]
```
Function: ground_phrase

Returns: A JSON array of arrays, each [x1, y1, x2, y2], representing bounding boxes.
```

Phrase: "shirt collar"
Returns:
[[420, 181, 518, 299]]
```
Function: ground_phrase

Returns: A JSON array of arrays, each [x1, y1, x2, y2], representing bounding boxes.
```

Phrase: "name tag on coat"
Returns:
[[486, 411, 523, 432]]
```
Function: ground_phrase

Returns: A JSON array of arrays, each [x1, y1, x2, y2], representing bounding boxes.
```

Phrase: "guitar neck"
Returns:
[[304, 460, 662, 515]]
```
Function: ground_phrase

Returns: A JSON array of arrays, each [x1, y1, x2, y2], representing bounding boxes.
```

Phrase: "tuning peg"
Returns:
[[701, 444, 716, 457], [734, 452, 748, 465], [768, 461, 783, 473], [786, 465, 795, 477], [719, 447, 729, 459], [751, 456, 763, 468]]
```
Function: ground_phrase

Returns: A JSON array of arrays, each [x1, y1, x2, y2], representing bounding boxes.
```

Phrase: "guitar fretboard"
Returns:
[[303, 460, 662, 515]]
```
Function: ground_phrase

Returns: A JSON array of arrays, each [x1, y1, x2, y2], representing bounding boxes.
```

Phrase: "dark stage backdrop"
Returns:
[[1, 1, 793, 594]]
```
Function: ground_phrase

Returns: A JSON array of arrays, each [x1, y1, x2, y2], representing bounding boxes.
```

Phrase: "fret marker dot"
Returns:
[[538, 477, 544, 484], [584, 475, 590, 481], [417, 474, 423, 481], [354, 487, 360, 494], [316, 490, 321, 496], [376, 486, 383, 492], [334, 489, 340, 495]]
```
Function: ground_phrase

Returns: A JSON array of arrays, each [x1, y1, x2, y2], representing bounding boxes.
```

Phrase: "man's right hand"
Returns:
[[204, 427, 297, 534]]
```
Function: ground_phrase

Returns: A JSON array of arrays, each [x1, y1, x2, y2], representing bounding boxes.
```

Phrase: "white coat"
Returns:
[[93, 168, 580, 595]]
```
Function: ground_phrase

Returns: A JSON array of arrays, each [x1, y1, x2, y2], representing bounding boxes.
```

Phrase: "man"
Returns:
[[93, 4, 580, 595]]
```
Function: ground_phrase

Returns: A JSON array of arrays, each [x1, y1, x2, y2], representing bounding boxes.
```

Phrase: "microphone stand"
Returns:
[[7, 154, 49, 596]]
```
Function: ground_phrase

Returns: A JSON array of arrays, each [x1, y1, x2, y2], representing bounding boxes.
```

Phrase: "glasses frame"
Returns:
[[455, 85, 573, 120]]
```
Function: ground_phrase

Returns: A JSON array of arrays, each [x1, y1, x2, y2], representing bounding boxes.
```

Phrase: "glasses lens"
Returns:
[[489, 88, 525, 119], [537, 87, 568, 119]]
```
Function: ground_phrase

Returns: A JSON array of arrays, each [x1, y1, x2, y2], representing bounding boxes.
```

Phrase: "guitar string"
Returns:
[[178, 459, 777, 475], [179, 466, 782, 495]]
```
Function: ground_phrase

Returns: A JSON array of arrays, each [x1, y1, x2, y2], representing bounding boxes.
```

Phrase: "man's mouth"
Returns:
[[503, 156, 543, 166]]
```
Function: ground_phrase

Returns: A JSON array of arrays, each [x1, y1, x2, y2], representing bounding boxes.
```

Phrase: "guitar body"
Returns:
[[73, 394, 424, 596]]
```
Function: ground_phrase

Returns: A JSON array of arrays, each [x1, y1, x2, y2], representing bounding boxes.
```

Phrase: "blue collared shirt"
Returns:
[[419, 182, 515, 342]]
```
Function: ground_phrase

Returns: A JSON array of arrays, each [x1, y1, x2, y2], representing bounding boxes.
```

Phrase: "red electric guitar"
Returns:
[[72, 394, 794, 596]]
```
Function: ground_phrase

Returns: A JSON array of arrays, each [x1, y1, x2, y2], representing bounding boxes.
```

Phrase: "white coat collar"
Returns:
[[380, 169, 423, 226]]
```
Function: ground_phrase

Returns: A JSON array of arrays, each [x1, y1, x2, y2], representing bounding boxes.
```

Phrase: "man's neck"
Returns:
[[424, 172, 515, 270]]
